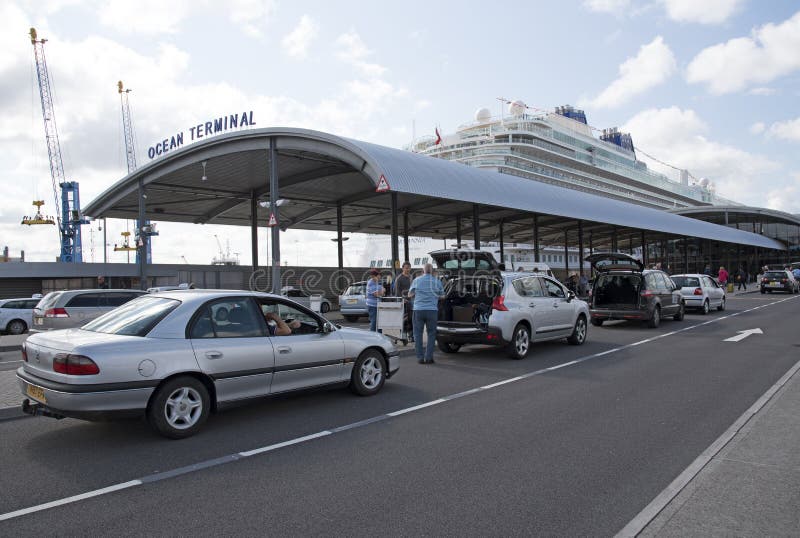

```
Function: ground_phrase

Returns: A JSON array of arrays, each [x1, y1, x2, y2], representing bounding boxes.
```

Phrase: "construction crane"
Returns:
[[117, 80, 155, 263], [27, 28, 89, 262]]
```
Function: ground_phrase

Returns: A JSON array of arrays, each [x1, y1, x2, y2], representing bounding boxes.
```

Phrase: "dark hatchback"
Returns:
[[586, 252, 685, 328], [760, 270, 799, 294]]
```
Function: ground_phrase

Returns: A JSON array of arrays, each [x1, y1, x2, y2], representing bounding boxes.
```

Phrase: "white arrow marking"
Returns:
[[723, 328, 763, 342]]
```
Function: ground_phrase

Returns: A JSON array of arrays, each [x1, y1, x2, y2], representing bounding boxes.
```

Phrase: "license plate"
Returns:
[[26, 384, 46, 404], [769, 282, 780, 287], [347, 299, 358, 304]]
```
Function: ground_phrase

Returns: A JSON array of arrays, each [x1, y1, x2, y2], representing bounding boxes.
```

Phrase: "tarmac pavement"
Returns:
[[2, 289, 798, 535]]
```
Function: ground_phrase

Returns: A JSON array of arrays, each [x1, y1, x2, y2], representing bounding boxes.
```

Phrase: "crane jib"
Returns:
[[147, 110, 256, 159]]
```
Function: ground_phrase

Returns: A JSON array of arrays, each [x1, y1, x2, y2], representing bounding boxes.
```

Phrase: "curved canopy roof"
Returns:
[[84, 127, 785, 251], [671, 206, 800, 227]]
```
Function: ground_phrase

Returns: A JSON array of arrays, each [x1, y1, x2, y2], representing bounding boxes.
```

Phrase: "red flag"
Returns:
[[434, 127, 442, 145]]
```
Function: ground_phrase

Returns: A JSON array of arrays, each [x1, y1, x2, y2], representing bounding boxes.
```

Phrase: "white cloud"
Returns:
[[767, 117, 800, 142], [335, 31, 388, 77], [581, 36, 676, 109], [749, 122, 765, 134], [281, 15, 318, 59], [622, 107, 786, 210], [765, 176, 800, 214], [583, 0, 631, 14], [97, 0, 192, 35], [0, 9, 419, 261], [661, 0, 743, 24], [748, 87, 776, 96], [686, 11, 800, 94], [227, 0, 276, 37]]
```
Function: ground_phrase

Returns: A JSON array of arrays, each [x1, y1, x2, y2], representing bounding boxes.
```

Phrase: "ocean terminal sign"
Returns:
[[147, 110, 256, 159]]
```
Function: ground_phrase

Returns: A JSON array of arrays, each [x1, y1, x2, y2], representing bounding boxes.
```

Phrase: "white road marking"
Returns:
[[1, 294, 796, 523], [723, 328, 763, 342], [0, 480, 141, 522]]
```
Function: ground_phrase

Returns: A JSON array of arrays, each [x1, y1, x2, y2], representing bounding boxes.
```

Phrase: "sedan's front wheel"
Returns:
[[148, 377, 210, 439], [350, 349, 386, 396], [673, 302, 685, 321]]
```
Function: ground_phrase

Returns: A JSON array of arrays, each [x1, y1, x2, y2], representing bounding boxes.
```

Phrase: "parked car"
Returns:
[[431, 249, 590, 360], [31, 289, 147, 332], [18, 290, 399, 438], [760, 270, 799, 294], [586, 252, 684, 328], [0, 296, 41, 334], [280, 286, 331, 313], [338, 281, 368, 322], [670, 274, 726, 314]]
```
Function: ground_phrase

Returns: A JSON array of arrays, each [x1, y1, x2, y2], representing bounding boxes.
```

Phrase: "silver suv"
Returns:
[[432, 249, 590, 359], [32, 289, 146, 331]]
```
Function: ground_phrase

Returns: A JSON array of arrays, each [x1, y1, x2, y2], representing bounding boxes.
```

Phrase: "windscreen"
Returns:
[[344, 284, 365, 296], [671, 276, 700, 288], [83, 296, 180, 336], [764, 272, 786, 278], [35, 292, 62, 311]]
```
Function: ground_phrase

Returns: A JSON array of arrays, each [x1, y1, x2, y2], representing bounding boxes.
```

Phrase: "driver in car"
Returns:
[[263, 312, 301, 336]]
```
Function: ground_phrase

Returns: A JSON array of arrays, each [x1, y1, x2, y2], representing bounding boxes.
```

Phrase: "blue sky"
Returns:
[[1, 0, 799, 264]]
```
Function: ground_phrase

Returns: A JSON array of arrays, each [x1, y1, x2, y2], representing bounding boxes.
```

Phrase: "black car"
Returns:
[[760, 270, 799, 294], [586, 252, 685, 328]]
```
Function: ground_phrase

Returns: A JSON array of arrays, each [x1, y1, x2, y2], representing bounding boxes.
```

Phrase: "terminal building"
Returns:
[[0, 125, 796, 300]]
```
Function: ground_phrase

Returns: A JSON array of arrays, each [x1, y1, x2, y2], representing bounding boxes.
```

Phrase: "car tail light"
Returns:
[[44, 307, 69, 318], [762, 278, 768, 283], [781, 278, 787, 283], [21, 342, 28, 362], [53, 354, 100, 375], [693, 288, 703, 295], [640, 289, 654, 297], [492, 295, 508, 311]]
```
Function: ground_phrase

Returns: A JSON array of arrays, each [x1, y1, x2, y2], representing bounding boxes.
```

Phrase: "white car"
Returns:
[[670, 274, 726, 314], [0, 296, 41, 334]]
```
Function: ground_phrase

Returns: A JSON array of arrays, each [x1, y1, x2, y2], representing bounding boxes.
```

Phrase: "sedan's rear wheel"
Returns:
[[148, 377, 210, 439], [437, 340, 461, 353], [567, 315, 587, 345], [507, 324, 530, 360], [701, 300, 710, 315], [717, 297, 726, 311], [590, 318, 604, 327], [320, 302, 330, 313], [350, 349, 386, 396]]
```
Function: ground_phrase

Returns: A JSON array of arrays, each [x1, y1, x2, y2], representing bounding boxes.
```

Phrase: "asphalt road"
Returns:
[[1, 293, 798, 535]]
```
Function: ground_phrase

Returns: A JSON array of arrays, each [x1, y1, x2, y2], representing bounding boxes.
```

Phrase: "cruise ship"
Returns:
[[363, 100, 738, 271], [408, 101, 736, 210]]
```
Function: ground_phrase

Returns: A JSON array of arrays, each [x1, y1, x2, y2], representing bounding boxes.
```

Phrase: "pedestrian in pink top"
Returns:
[[718, 266, 729, 286]]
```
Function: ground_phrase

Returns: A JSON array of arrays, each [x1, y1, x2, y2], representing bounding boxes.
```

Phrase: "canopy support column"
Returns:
[[499, 220, 505, 266], [611, 227, 618, 252], [641, 230, 648, 266], [533, 215, 540, 263], [578, 221, 584, 277], [456, 215, 462, 248], [336, 202, 343, 272], [472, 204, 480, 249], [564, 229, 570, 277], [403, 210, 410, 263], [683, 236, 689, 273], [250, 190, 258, 272], [269, 137, 281, 294], [137, 178, 148, 290], [391, 192, 399, 275]]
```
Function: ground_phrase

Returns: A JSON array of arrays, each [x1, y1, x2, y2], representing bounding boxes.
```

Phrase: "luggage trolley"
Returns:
[[377, 296, 408, 346]]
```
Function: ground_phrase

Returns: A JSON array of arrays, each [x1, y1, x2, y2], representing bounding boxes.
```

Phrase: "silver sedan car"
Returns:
[[18, 290, 399, 438]]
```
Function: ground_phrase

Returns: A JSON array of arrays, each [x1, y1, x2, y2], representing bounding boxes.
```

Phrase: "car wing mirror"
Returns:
[[567, 291, 576, 302], [322, 322, 335, 334]]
